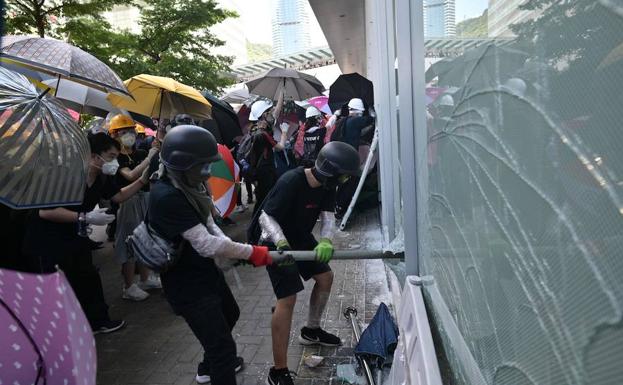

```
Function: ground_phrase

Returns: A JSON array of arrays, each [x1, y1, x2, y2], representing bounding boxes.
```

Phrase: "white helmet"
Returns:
[[437, 94, 454, 107], [249, 99, 273, 121], [305, 106, 322, 119], [347, 98, 365, 112]]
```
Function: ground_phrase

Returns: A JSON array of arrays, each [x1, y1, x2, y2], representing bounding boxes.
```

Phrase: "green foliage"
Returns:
[[3, 0, 237, 93], [247, 40, 273, 63], [456, 10, 488, 38]]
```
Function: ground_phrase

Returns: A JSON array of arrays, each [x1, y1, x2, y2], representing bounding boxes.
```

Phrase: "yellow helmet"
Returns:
[[135, 123, 146, 134], [108, 114, 135, 134]]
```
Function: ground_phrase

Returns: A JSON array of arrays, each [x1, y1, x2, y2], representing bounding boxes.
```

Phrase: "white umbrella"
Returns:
[[43, 78, 114, 116]]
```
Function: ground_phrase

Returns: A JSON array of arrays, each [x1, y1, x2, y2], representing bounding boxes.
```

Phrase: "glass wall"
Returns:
[[419, 1, 623, 383]]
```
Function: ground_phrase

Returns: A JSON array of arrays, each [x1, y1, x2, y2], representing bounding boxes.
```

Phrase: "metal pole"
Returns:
[[269, 249, 404, 263], [344, 307, 375, 385]]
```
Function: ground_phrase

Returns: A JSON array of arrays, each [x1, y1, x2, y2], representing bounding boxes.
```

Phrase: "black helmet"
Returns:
[[161, 125, 221, 171], [315, 141, 360, 177], [173, 114, 196, 127]]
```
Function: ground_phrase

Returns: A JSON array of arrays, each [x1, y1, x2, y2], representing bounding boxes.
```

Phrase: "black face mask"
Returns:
[[312, 168, 339, 190]]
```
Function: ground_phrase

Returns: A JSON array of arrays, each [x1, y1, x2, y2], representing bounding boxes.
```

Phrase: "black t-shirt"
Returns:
[[302, 126, 326, 166], [23, 175, 120, 256], [251, 129, 277, 170], [248, 167, 335, 249], [116, 149, 148, 191], [342, 116, 374, 149], [148, 178, 221, 304]]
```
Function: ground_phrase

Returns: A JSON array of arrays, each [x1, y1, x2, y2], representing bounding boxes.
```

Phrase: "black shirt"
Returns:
[[248, 167, 335, 249], [148, 178, 221, 304], [116, 149, 148, 191], [23, 175, 120, 256], [342, 116, 374, 149], [302, 126, 326, 166], [251, 129, 277, 171]]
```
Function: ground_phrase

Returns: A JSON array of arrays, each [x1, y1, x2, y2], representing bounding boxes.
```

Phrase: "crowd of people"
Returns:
[[1, 94, 376, 385]]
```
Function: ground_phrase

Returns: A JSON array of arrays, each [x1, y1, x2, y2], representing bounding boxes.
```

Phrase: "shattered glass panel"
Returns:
[[420, 1, 623, 384]]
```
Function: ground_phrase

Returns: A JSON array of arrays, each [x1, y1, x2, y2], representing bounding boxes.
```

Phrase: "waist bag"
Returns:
[[126, 220, 184, 273]]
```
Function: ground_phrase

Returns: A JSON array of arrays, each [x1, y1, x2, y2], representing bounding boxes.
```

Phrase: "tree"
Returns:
[[456, 10, 488, 38], [247, 40, 273, 63]]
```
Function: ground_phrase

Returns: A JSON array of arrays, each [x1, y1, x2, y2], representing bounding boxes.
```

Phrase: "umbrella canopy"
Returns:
[[354, 303, 398, 366], [0, 67, 89, 209], [1, 35, 129, 96], [307, 95, 331, 115], [42, 78, 114, 116], [328, 72, 374, 113], [208, 144, 239, 218], [107, 74, 212, 120], [246, 68, 324, 101], [221, 86, 250, 104], [0, 268, 97, 385], [201, 91, 243, 147]]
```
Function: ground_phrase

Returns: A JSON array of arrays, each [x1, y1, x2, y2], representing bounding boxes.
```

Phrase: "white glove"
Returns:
[[279, 122, 289, 133], [334, 109, 341, 117], [85, 208, 115, 226], [147, 147, 159, 159]]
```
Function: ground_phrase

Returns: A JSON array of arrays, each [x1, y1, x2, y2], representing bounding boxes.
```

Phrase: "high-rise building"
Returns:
[[272, 0, 311, 57], [424, 0, 456, 38], [488, 0, 541, 37]]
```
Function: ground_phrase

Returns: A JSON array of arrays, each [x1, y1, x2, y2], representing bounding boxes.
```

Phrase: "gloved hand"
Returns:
[[147, 147, 160, 160], [248, 245, 272, 267], [85, 208, 115, 226], [279, 122, 289, 134], [276, 239, 291, 250], [275, 239, 295, 266], [314, 238, 334, 263]]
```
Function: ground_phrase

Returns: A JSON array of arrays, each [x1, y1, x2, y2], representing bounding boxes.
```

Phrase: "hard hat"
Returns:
[[437, 94, 454, 107], [305, 106, 322, 119], [161, 125, 221, 171], [315, 141, 361, 178], [347, 98, 365, 112], [135, 123, 146, 134], [108, 114, 135, 133], [249, 100, 274, 121], [503, 77, 527, 96]]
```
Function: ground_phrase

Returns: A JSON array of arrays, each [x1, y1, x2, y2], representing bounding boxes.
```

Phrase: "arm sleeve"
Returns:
[[319, 211, 336, 240], [206, 215, 229, 240], [182, 224, 253, 260], [259, 211, 287, 244]]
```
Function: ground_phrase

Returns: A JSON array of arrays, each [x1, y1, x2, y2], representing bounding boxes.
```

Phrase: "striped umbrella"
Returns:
[[208, 145, 239, 218], [0, 66, 89, 209]]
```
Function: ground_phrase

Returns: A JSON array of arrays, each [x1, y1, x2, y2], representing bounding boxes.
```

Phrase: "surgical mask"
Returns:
[[120, 133, 136, 147], [99, 157, 119, 175]]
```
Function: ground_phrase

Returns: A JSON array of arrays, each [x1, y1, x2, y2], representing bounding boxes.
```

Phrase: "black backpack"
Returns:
[[236, 131, 260, 180], [330, 117, 347, 142]]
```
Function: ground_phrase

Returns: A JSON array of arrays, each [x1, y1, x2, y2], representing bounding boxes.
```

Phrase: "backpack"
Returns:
[[330, 117, 347, 142], [235, 132, 259, 180]]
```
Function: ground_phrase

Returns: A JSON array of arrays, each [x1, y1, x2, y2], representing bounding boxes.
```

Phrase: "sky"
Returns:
[[240, 0, 490, 46]]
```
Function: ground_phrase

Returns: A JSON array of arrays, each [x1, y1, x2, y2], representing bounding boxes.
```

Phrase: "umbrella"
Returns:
[[246, 68, 324, 101], [1, 35, 129, 96], [201, 91, 243, 147], [107, 74, 212, 120], [0, 66, 89, 209], [221, 86, 250, 104], [307, 95, 331, 115], [208, 145, 240, 218], [328, 73, 374, 113], [42, 78, 114, 116], [354, 302, 398, 367], [0, 268, 97, 385]]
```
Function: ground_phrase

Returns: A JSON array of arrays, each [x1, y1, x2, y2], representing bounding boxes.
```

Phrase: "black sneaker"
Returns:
[[298, 327, 342, 347], [195, 356, 244, 384], [266, 367, 296, 385], [92, 319, 126, 335]]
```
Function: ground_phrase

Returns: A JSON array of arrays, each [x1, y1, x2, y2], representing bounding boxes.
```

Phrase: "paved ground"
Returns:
[[92, 201, 391, 385]]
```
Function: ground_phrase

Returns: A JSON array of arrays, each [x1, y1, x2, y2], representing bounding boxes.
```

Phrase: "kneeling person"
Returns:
[[248, 142, 361, 385]]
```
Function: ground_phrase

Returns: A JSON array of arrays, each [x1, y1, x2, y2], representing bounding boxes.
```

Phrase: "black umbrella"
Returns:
[[328, 73, 374, 113], [354, 302, 398, 367], [201, 91, 243, 146]]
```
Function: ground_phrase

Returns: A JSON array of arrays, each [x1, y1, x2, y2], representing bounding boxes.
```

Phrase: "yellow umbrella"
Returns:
[[107, 74, 212, 120]]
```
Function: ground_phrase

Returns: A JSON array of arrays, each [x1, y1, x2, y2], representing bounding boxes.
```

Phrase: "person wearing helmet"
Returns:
[[148, 125, 273, 385], [248, 96, 288, 213], [298, 106, 326, 167], [23, 133, 154, 335], [108, 114, 162, 301], [247, 142, 361, 385]]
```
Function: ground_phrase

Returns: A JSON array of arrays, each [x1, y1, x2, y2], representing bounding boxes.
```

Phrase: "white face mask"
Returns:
[[120, 133, 136, 147], [99, 157, 120, 175]]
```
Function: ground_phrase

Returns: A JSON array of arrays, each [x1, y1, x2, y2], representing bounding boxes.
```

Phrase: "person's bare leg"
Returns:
[[122, 261, 135, 288], [137, 263, 150, 282], [308, 271, 333, 328], [272, 294, 297, 369]]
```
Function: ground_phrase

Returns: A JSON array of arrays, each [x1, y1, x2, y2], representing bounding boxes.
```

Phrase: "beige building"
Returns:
[[488, 0, 541, 37]]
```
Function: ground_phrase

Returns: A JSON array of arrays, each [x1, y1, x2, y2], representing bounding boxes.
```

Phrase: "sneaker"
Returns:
[[138, 276, 162, 291], [266, 367, 296, 385], [235, 205, 248, 213], [92, 319, 126, 335], [195, 356, 244, 383], [122, 283, 150, 301], [298, 327, 342, 347]]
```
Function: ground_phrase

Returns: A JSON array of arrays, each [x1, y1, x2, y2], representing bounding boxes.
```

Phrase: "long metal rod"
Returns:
[[344, 307, 375, 385], [269, 249, 403, 262]]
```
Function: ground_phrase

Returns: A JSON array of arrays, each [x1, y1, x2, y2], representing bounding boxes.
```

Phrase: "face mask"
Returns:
[[120, 133, 136, 147], [185, 163, 211, 186], [99, 157, 119, 175], [265, 114, 275, 125]]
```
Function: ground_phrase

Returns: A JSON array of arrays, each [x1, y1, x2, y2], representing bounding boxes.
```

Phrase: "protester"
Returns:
[[247, 97, 287, 213], [108, 114, 161, 301], [135, 123, 154, 151], [149, 125, 274, 385], [23, 133, 151, 334], [298, 106, 326, 167], [247, 142, 361, 385]]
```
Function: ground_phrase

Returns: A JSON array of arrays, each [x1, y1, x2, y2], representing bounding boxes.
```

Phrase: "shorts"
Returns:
[[114, 191, 149, 263], [265, 242, 332, 299]]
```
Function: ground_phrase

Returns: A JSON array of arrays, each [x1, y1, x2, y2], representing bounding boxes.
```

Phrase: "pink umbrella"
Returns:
[[307, 95, 331, 115], [0, 268, 97, 385]]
